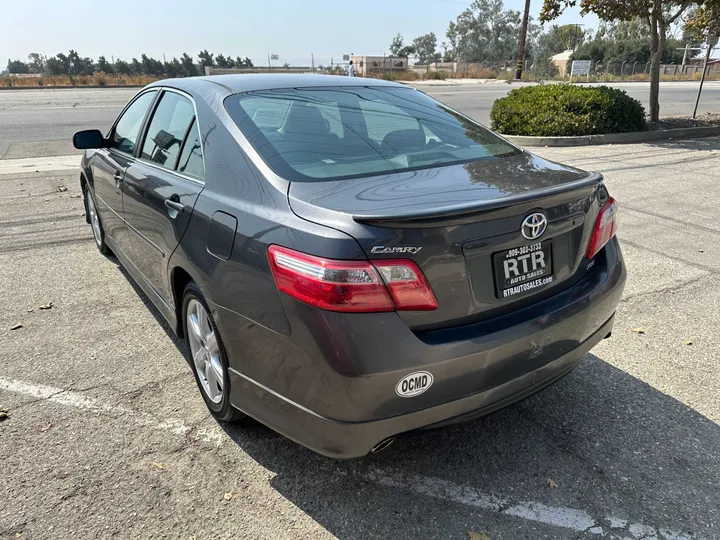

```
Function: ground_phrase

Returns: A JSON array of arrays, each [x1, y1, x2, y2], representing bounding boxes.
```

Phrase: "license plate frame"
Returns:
[[492, 241, 554, 299]]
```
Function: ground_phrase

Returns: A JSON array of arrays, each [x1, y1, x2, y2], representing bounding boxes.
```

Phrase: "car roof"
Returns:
[[152, 73, 405, 96]]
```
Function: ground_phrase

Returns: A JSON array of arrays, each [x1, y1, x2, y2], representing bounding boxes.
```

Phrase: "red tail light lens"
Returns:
[[267, 246, 437, 312], [587, 197, 617, 259], [374, 260, 438, 311]]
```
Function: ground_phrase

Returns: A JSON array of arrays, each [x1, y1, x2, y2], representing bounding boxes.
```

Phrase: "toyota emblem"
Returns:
[[521, 213, 547, 240]]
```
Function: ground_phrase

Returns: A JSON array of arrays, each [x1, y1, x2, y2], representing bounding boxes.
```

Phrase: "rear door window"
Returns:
[[225, 87, 519, 181], [140, 91, 195, 169], [176, 118, 205, 180]]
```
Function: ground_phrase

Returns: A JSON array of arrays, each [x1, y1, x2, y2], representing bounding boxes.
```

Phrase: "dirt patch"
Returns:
[[649, 113, 720, 130]]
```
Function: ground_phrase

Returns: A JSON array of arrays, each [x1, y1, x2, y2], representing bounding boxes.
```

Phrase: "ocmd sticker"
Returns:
[[395, 371, 434, 398]]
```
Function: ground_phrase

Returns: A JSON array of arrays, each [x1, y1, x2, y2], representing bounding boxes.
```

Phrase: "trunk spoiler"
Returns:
[[352, 173, 603, 228]]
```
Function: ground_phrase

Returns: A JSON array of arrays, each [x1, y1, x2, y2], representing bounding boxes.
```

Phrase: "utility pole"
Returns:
[[678, 44, 702, 67], [515, 0, 531, 80], [693, 36, 718, 119]]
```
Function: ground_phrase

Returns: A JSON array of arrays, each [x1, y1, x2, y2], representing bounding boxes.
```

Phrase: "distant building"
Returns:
[[550, 50, 574, 77], [350, 56, 408, 76]]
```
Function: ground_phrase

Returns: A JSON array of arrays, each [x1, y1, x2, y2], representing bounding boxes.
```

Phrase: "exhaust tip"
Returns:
[[371, 437, 395, 454]]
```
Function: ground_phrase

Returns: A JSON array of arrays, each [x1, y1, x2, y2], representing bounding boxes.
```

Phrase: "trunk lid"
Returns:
[[289, 152, 604, 331]]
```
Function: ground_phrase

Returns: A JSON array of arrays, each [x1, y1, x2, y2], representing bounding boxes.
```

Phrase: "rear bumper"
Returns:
[[228, 314, 613, 458], [221, 239, 625, 458]]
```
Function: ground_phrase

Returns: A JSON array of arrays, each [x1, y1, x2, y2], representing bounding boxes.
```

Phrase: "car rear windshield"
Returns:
[[224, 86, 520, 181]]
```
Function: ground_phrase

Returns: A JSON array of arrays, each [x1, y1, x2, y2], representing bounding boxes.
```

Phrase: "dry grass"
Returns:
[[364, 70, 421, 81], [3, 73, 160, 87], [449, 68, 500, 79]]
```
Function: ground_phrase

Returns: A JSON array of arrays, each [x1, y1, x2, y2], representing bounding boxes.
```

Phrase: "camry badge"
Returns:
[[371, 246, 423, 255]]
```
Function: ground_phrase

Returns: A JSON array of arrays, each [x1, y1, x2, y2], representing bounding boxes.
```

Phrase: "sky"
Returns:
[[0, 0, 598, 68]]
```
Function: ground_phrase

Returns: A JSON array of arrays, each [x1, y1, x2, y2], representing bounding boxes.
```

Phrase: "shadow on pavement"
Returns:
[[647, 136, 720, 152], [114, 260, 719, 538], [115, 260, 185, 351], [219, 353, 720, 539]]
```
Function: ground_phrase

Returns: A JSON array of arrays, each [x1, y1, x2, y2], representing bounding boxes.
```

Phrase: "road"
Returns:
[[1, 90, 720, 539], [419, 80, 720, 128], [1, 82, 719, 159]]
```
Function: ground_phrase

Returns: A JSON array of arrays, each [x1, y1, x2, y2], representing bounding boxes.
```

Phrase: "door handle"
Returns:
[[113, 172, 123, 189], [165, 196, 185, 215]]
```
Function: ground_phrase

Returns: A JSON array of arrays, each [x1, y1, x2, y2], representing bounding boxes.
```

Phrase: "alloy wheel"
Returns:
[[186, 299, 224, 404], [87, 192, 102, 247]]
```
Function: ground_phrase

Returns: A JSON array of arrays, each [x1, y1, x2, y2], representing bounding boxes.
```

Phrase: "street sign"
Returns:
[[709, 35, 718, 48], [270, 54, 279, 61], [342, 54, 350, 61], [571, 60, 591, 76]]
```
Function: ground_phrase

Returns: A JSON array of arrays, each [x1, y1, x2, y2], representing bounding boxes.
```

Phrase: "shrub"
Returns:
[[426, 70, 448, 80], [490, 84, 647, 136], [471, 68, 498, 79], [366, 71, 419, 82]]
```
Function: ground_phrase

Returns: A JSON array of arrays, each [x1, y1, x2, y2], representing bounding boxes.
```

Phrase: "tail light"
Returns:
[[267, 246, 437, 313], [587, 197, 617, 259]]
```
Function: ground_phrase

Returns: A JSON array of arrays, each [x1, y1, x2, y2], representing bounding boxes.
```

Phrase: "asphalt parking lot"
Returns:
[[1, 91, 720, 539]]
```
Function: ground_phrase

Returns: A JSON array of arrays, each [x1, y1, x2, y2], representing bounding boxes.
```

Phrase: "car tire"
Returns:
[[84, 185, 111, 255], [182, 282, 245, 422]]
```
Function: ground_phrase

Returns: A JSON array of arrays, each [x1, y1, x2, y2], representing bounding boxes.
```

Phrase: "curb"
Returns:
[[503, 125, 720, 147], [0, 85, 145, 91]]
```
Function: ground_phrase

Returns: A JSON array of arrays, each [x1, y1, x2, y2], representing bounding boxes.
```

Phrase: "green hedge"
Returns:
[[490, 84, 647, 136]]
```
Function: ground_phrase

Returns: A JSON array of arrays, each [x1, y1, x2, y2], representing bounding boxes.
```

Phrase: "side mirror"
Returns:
[[73, 129, 105, 149]]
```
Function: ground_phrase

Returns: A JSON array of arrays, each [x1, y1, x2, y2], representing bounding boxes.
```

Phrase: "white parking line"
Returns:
[[0, 376, 696, 540], [0, 376, 224, 446], [0, 154, 80, 175]]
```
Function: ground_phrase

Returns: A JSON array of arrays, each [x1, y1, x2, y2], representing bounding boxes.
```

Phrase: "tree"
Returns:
[[46, 57, 64, 75], [515, 0, 532, 78], [97, 55, 114, 74], [389, 33, 405, 56], [532, 24, 586, 77], [54, 53, 71, 75], [235, 56, 254, 67], [684, 3, 720, 38], [215, 54, 229, 67], [180, 53, 198, 76], [130, 58, 142, 75], [570, 19, 694, 72], [412, 32, 442, 63], [44, 51, 93, 76], [390, 34, 416, 57], [67, 50, 94, 75], [7, 60, 29, 73], [27, 53, 46, 74], [540, 0, 720, 121], [164, 58, 182, 78], [446, 0, 522, 64], [115, 60, 132, 75], [140, 54, 164, 76], [198, 50, 214, 67]]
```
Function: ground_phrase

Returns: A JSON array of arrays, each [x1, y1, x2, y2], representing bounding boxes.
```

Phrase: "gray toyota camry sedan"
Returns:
[[73, 74, 625, 458]]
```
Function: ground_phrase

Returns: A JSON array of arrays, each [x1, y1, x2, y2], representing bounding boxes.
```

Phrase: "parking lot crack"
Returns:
[[619, 273, 713, 304]]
